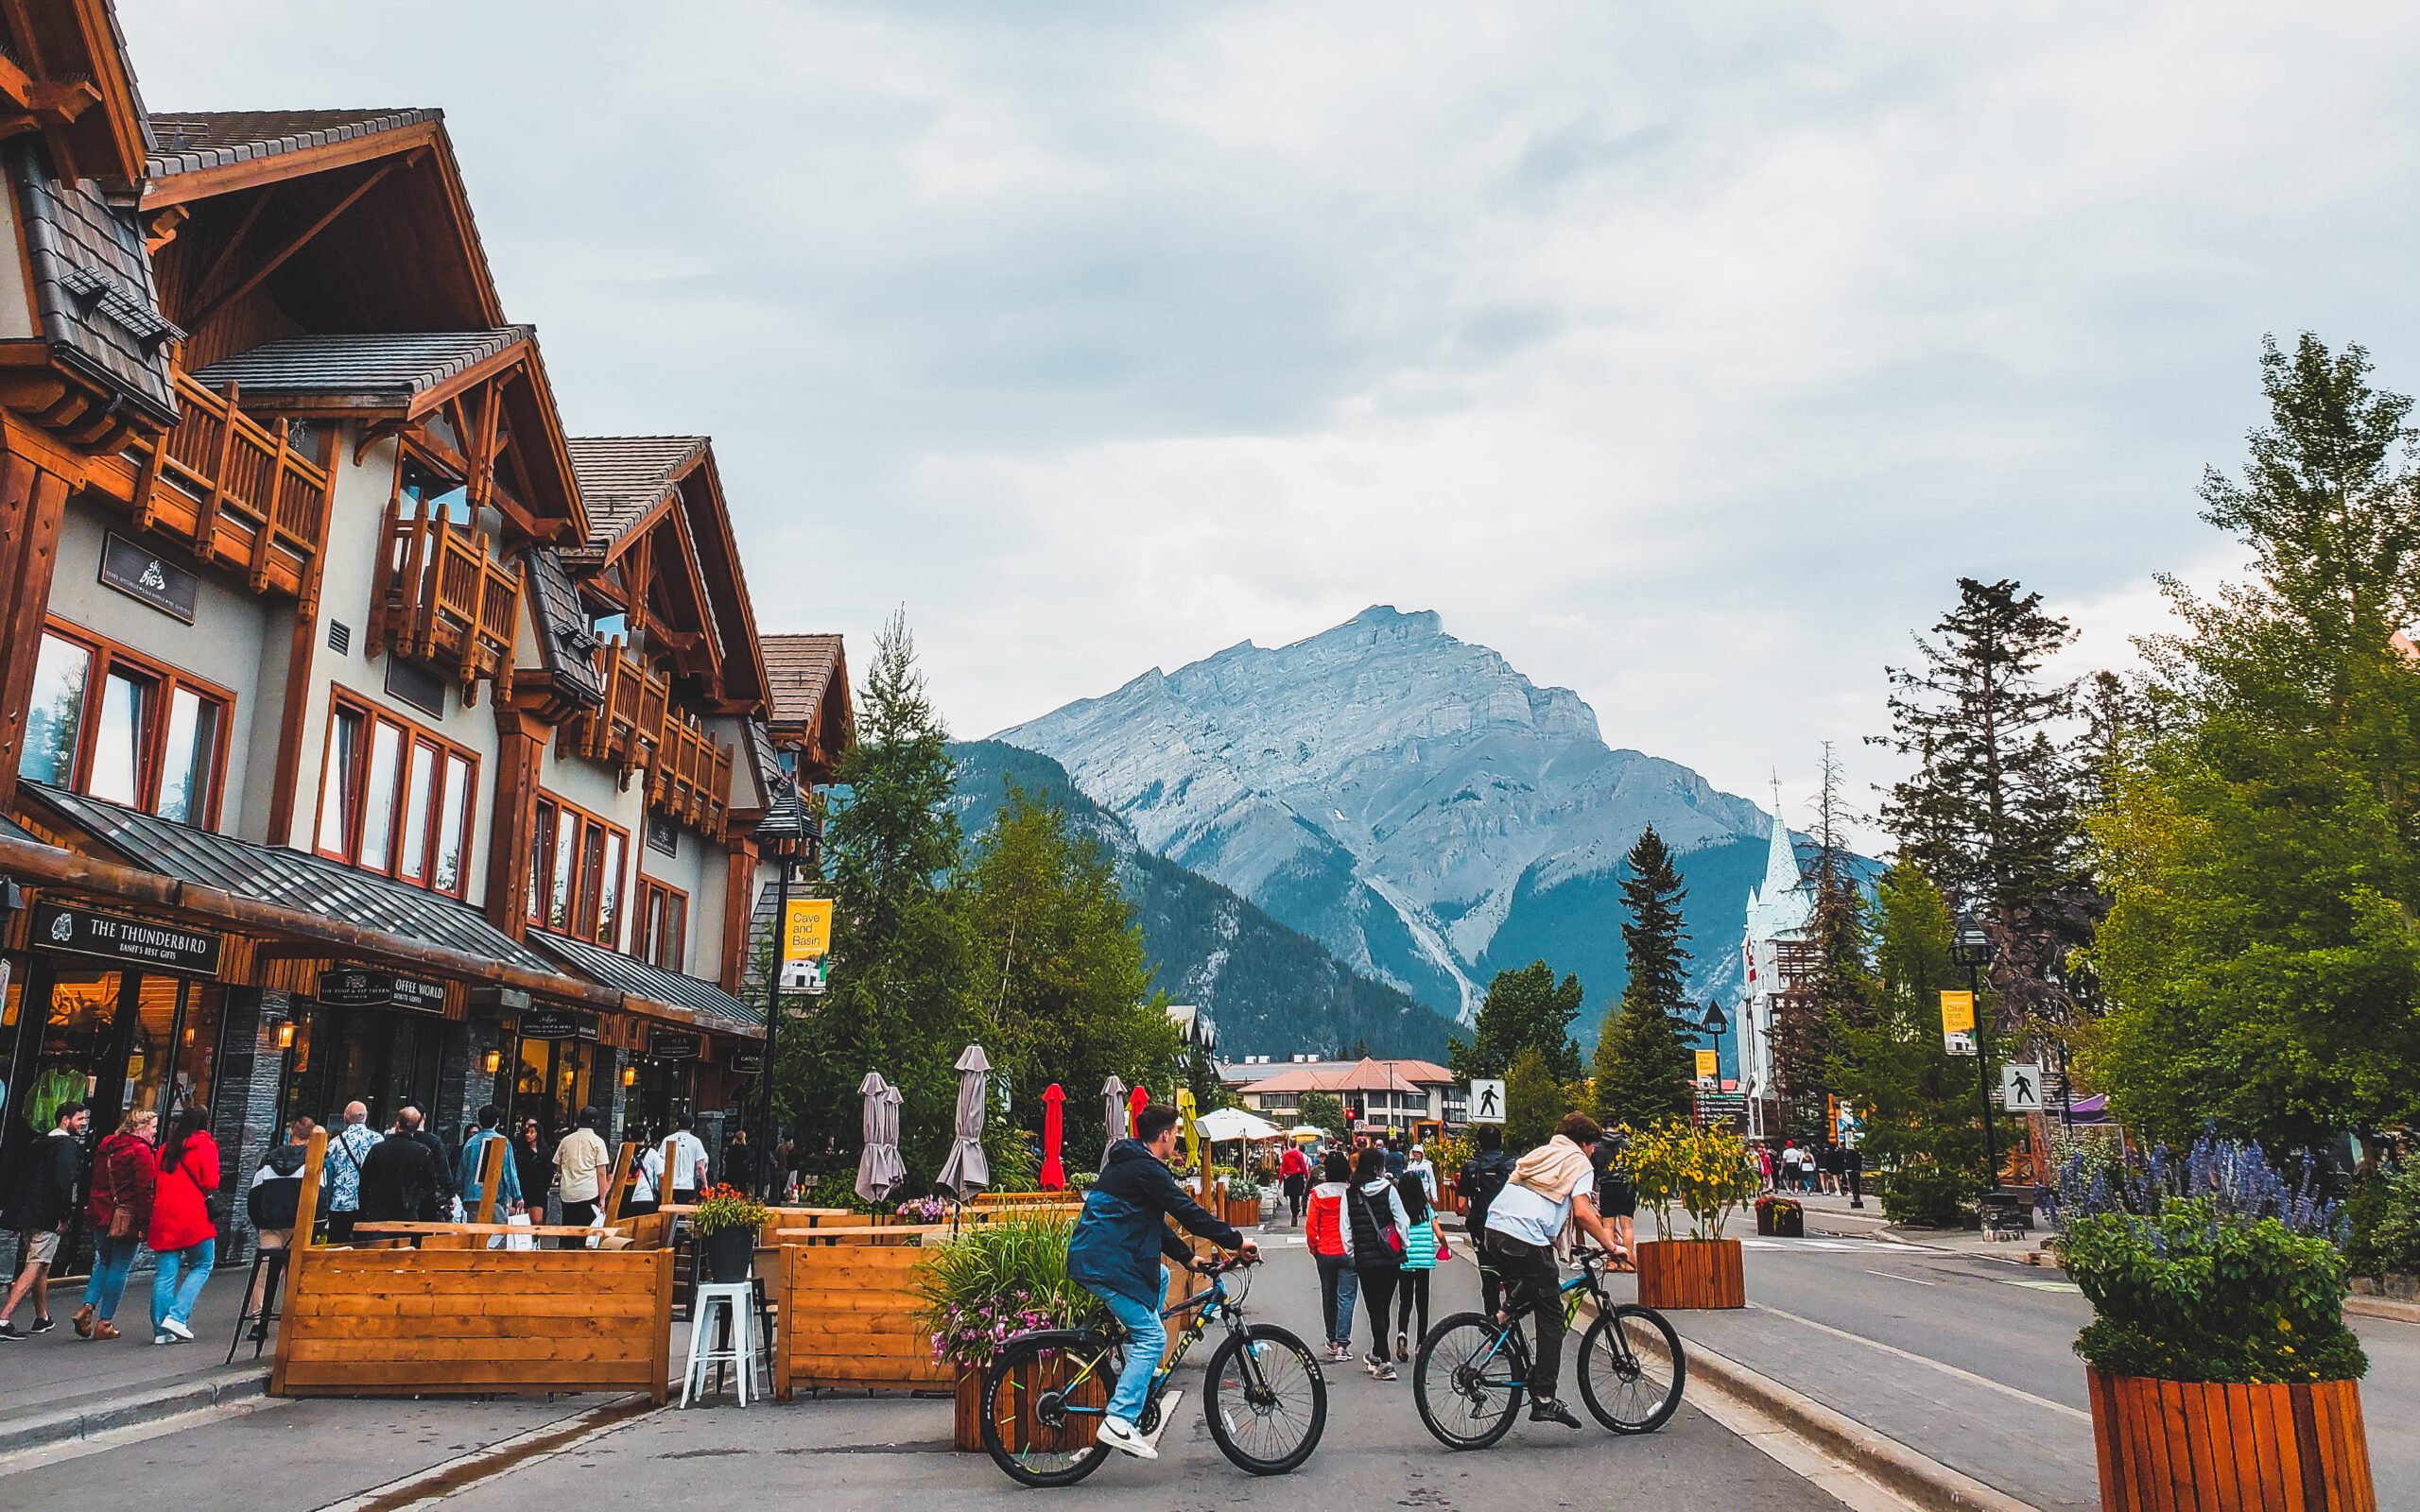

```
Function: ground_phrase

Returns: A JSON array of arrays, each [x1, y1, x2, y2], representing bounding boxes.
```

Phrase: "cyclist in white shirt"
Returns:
[[1481, 1111, 1630, 1430]]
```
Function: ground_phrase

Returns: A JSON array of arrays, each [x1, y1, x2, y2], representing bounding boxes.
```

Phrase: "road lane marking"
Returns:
[[1999, 1279, 2081, 1293], [1861, 1269, 1937, 1286], [1747, 1301, 2091, 1421]]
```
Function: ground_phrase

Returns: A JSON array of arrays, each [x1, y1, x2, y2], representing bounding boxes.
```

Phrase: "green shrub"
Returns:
[[2061, 1197, 2366, 1384], [803, 1169, 873, 1213], [2344, 1163, 2420, 1280], [986, 1126, 1040, 1193], [1880, 1157, 1971, 1228]]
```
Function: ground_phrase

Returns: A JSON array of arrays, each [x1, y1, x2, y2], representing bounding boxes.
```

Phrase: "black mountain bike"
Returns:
[[980, 1255, 1327, 1486], [1412, 1244, 1685, 1449]]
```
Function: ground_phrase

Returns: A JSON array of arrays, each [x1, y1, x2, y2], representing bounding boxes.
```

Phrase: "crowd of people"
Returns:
[[1757, 1136, 1864, 1200]]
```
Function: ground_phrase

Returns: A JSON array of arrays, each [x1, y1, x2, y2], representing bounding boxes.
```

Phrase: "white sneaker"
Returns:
[[1097, 1416, 1159, 1461], [1146, 1390, 1184, 1446], [160, 1317, 194, 1342], [152, 1333, 176, 1346]]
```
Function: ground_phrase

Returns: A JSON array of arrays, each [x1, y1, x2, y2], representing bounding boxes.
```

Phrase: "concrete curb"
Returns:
[[1668, 1331, 2041, 1512], [2344, 1294, 2420, 1326], [0, 1366, 269, 1459]]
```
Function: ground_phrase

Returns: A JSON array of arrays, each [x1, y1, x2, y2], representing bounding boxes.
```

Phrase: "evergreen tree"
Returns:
[[1591, 827, 1695, 1129], [961, 782, 1184, 1166], [1872, 576, 2092, 1029], [1449, 962, 1584, 1081], [1504, 1045, 1560, 1153], [778, 610, 973, 1181], [2091, 335, 2420, 1146], [1829, 861, 1985, 1225]]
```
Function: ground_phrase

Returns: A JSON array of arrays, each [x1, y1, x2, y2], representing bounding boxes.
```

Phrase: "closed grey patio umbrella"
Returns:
[[936, 1044, 992, 1197], [1100, 1075, 1126, 1165], [856, 1072, 904, 1205]]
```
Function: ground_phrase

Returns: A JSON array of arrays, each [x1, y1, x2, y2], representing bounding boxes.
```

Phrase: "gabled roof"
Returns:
[[192, 326, 529, 413], [764, 634, 845, 727], [147, 109, 441, 181], [0, 0, 153, 185], [8, 140, 179, 425], [566, 436, 707, 550]]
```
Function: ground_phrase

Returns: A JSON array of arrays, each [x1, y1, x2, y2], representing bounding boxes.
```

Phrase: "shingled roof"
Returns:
[[519, 547, 606, 708], [763, 634, 845, 728], [565, 436, 706, 549], [147, 109, 441, 179], [193, 327, 530, 410], [7, 140, 179, 425]]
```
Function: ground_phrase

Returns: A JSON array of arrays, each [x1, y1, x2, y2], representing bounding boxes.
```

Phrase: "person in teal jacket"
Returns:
[[458, 1104, 521, 1216], [1393, 1169, 1439, 1364]]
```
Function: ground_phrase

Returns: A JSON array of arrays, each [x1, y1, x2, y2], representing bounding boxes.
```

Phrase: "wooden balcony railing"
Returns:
[[561, 639, 732, 834], [127, 371, 335, 606], [365, 498, 520, 701]]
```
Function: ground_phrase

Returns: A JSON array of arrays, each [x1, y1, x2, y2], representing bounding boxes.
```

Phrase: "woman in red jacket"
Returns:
[[72, 1108, 159, 1341], [147, 1106, 219, 1346], [1304, 1149, 1357, 1363]]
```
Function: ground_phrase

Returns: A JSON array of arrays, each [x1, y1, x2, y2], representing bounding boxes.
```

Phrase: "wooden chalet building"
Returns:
[[0, 6, 849, 1270]]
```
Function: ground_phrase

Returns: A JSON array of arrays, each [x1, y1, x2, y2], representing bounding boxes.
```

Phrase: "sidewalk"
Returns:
[[0, 1267, 270, 1456]]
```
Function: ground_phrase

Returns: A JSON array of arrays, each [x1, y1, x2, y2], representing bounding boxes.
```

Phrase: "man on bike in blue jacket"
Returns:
[[1067, 1104, 1259, 1460]]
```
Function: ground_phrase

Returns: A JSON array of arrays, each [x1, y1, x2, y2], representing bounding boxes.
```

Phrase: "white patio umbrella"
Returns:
[[856, 1072, 905, 1204], [1100, 1075, 1126, 1164], [936, 1044, 993, 1197], [1198, 1108, 1282, 1143]]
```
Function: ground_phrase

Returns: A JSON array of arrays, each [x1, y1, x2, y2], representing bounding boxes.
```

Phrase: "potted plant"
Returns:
[[690, 1184, 770, 1282], [1627, 1120, 1758, 1309], [912, 1213, 1090, 1451], [2059, 1134, 2377, 1510], [1224, 1175, 1264, 1228], [895, 1194, 950, 1225], [1754, 1194, 1805, 1238]]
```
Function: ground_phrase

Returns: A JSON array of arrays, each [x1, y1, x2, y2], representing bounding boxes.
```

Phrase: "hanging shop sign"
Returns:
[[648, 1027, 702, 1059], [33, 902, 221, 975], [99, 532, 200, 624], [516, 1006, 593, 1041], [728, 1049, 764, 1076], [782, 898, 834, 962], [316, 968, 445, 1013]]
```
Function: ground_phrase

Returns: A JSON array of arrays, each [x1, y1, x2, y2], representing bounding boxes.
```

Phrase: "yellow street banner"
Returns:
[[782, 898, 834, 963], [1939, 989, 1976, 1035], [1693, 1049, 1720, 1080]]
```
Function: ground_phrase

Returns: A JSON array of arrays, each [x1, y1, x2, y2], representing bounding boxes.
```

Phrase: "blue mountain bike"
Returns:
[[980, 1255, 1326, 1486]]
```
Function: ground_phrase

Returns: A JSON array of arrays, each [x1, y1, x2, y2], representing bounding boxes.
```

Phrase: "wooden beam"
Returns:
[[0, 455, 69, 812], [140, 117, 442, 211], [475, 1134, 507, 1225], [182, 185, 278, 323], [186, 154, 417, 332]]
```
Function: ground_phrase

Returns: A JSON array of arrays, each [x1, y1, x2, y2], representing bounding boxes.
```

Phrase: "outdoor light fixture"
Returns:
[[622, 1065, 638, 1088], [1699, 1001, 1730, 1037], [275, 1020, 297, 1050], [482, 1048, 503, 1075], [1949, 920, 1995, 969]]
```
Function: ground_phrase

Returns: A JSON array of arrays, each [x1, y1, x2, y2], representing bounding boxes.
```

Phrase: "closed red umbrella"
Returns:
[[1040, 1084, 1066, 1191], [1127, 1084, 1150, 1138]]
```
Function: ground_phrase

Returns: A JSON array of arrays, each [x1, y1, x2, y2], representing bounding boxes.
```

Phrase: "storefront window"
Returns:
[[25, 970, 119, 1129], [510, 1034, 595, 1139], [21, 634, 90, 787]]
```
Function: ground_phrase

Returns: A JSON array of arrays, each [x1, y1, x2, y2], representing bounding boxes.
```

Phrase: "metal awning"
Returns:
[[528, 930, 766, 1040]]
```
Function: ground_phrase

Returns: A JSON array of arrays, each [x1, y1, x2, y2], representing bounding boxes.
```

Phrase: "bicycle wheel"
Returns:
[[1576, 1303, 1685, 1435], [1412, 1312, 1524, 1450], [1203, 1323, 1326, 1474], [981, 1333, 1117, 1486]]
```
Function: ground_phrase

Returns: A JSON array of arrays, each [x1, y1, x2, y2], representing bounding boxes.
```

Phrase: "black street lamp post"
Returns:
[[1948, 920, 1998, 1200]]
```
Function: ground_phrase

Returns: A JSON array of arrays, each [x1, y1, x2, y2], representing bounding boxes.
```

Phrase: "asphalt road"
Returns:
[[3, 1241, 1851, 1512], [1632, 1232, 2420, 1512]]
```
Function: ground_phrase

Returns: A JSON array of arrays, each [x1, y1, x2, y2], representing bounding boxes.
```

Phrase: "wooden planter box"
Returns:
[[1225, 1195, 1263, 1228], [772, 1229, 951, 1399], [2086, 1370, 2377, 1512], [959, 1345, 1108, 1454], [1635, 1238, 1745, 1310], [954, 1365, 984, 1452]]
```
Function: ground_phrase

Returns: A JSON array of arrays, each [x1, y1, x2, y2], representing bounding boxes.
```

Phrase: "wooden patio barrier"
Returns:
[[269, 1130, 678, 1403], [773, 1224, 953, 1398]]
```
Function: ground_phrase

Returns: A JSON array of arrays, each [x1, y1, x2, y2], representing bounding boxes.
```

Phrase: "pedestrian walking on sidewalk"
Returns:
[[357, 1109, 441, 1230], [1342, 1145, 1410, 1381], [399, 1106, 456, 1221], [1454, 1124, 1515, 1320], [552, 1108, 610, 1246], [243, 1118, 316, 1336], [513, 1118, 552, 1223], [148, 1106, 220, 1347], [1595, 1131, 1637, 1259], [1306, 1150, 1357, 1362], [457, 1105, 521, 1218], [75, 1108, 158, 1341], [1405, 1144, 1438, 1204], [322, 1102, 378, 1243], [1393, 1170, 1438, 1361], [1279, 1142, 1309, 1228], [2, 1100, 89, 1340]]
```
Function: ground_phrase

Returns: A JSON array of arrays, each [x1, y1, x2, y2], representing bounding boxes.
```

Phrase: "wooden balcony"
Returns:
[[122, 371, 336, 607], [561, 638, 732, 834], [365, 498, 520, 702]]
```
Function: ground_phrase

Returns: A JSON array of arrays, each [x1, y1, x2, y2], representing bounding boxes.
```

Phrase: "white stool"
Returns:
[[683, 1281, 761, 1406]]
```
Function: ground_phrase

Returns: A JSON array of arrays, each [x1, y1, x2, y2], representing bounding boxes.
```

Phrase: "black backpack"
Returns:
[[1459, 1151, 1513, 1225]]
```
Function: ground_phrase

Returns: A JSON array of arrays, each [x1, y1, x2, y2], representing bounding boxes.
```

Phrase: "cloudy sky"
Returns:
[[126, 2, 2420, 837]]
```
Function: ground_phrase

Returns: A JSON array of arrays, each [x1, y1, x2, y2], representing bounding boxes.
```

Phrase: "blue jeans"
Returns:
[[152, 1238, 214, 1334], [1083, 1268, 1167, 1427], [81, 1235, 140, 1321], [1316, 1253, 1357, 1347]]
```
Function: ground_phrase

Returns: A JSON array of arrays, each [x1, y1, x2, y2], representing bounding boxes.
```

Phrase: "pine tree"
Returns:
[[778, 610, 974, 1181], [1871, 576, 2092, 1030], [1448, 962, 1584, 1081], [2091, 334, 2420, 1146], [1591, 827, 1695, 1129]]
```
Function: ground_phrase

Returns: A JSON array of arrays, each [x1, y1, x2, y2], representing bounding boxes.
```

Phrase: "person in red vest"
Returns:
[[1279, 1142, 1310, 1228]]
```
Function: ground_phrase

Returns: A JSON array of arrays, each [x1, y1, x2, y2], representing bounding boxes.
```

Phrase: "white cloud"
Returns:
[[118, 0, 2420, 846]]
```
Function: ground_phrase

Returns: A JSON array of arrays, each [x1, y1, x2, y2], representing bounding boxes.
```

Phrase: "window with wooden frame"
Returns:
[[313, 691, 478, 897], [634, 878, 688, 972], [19, 621, 233, 828], [526, 793, 630, 950]]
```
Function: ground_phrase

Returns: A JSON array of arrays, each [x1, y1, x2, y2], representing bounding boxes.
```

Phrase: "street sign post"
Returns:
[[2000, 1063, 2044, 1113], [1466, 1078, 1505, 1124]]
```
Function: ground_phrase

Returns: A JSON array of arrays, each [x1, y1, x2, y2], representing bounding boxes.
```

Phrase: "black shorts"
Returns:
[[1599, 1176, 1636, 1219]]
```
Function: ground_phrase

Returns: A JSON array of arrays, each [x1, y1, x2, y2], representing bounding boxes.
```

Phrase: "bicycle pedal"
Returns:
[[1146, 1389, 1184, 1444]]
